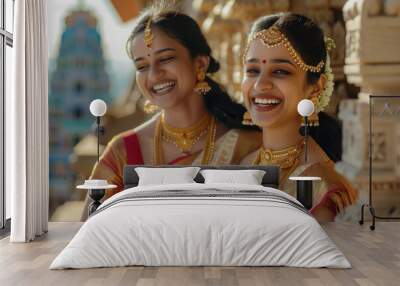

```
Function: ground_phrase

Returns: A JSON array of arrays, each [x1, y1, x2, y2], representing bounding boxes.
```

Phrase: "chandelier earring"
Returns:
[[194, 69, 211, 96]]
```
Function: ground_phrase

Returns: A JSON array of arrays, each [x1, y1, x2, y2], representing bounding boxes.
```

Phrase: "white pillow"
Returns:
[[135, 167, 201, 186], [200, 169, 266, 185]]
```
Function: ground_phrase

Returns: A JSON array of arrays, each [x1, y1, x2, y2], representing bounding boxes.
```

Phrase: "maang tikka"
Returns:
[[144, 15, 154, 49]]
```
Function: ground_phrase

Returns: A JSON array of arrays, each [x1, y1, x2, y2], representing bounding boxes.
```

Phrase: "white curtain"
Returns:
[[7, 0, 49, 242]]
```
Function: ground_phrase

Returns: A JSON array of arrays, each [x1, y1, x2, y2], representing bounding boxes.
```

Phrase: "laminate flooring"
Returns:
[[0, 222, 399, 286]]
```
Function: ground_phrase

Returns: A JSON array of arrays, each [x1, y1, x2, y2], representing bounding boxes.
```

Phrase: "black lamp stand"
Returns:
[[290, 115, 321, 210], [88, 116, 105, 216], [303, 116, 308, 163], [88, 189, 105, 215], [296, 180, 313, 210]]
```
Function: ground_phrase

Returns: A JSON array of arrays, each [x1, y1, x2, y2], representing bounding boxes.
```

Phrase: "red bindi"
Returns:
[[262, 59, 267, 64]]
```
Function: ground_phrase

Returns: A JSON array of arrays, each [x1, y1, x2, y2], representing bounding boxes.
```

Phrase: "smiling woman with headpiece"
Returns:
[[240, 13, 357, 223], [81, 4, 263, 216]]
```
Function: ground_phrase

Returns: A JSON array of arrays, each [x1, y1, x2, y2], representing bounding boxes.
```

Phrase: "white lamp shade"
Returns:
[[297, 99, 314, 117], [90, 99, 107, 117]]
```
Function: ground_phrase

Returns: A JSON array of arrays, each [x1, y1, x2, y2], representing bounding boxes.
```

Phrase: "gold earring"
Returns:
[[143, 100, 159, 114], [194, 69, 211, 96], [242, 111, 254, 126]]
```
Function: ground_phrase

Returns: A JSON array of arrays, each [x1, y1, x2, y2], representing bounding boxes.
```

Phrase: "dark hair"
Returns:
[[126, 9, 258, 130], [250, 13, 342, 161]]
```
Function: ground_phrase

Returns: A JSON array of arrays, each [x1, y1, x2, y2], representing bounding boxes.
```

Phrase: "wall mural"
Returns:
[[48, 0, 400, 222]]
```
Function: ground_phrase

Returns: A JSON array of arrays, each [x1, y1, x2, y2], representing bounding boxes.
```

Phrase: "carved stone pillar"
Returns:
[[336, 0, 400, 217]]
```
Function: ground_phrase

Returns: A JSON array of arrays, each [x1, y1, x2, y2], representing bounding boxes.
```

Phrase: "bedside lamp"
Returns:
[[89, 99, 107, 163], [297, 99, 314, 163], [77, 99, 116, 216], [289, 99, 321, 210]]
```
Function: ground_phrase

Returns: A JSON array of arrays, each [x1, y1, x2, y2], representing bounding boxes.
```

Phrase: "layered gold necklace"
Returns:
[[153, 113, 217, 165], [252, 140, 304, 167], [252, 140, 305, 184]]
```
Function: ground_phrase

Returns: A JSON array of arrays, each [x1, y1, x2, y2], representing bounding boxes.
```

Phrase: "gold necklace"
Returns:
[[252, 140, 304, 168], [161, 113, 212, 154], [153, 115, 217, 165], [252, 140, 305, 187]]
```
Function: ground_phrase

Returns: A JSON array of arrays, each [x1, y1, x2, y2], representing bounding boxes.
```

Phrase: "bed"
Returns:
[[50, 165, 350, 269]]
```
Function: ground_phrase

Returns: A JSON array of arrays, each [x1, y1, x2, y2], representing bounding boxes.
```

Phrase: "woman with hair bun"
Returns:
[[240, 13, 357, 222]]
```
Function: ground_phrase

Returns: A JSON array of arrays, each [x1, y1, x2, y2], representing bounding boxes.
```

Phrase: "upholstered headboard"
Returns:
[[123, 165, 280, 189]]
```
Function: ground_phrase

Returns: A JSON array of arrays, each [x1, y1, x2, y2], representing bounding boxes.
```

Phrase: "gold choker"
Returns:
[[153, 114, 217, 164], [161, 113, 212, 154], [252, 140, 304, 169]]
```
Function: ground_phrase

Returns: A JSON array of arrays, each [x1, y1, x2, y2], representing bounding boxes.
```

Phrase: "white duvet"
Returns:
[[50, 183, 351, 269]]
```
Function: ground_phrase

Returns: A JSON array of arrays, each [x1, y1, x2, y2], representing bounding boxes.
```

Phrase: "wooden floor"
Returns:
[[0, 222, 399, 286]]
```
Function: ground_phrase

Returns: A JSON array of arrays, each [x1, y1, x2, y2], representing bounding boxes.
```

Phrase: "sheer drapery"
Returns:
[[7, 0, 48, 242]]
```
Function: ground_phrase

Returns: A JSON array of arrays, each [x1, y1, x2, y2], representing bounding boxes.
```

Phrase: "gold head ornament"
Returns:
[[243, 25, 325, 73], [144, 15, 154, 48]]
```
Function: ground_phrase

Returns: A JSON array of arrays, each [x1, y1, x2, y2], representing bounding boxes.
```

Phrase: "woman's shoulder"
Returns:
[[108, 129, 137, 149], [305, 138, 330, 165], [301, 138, 335, 175], [304, 159, 335, 173], [303, 160, 350, 187]]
